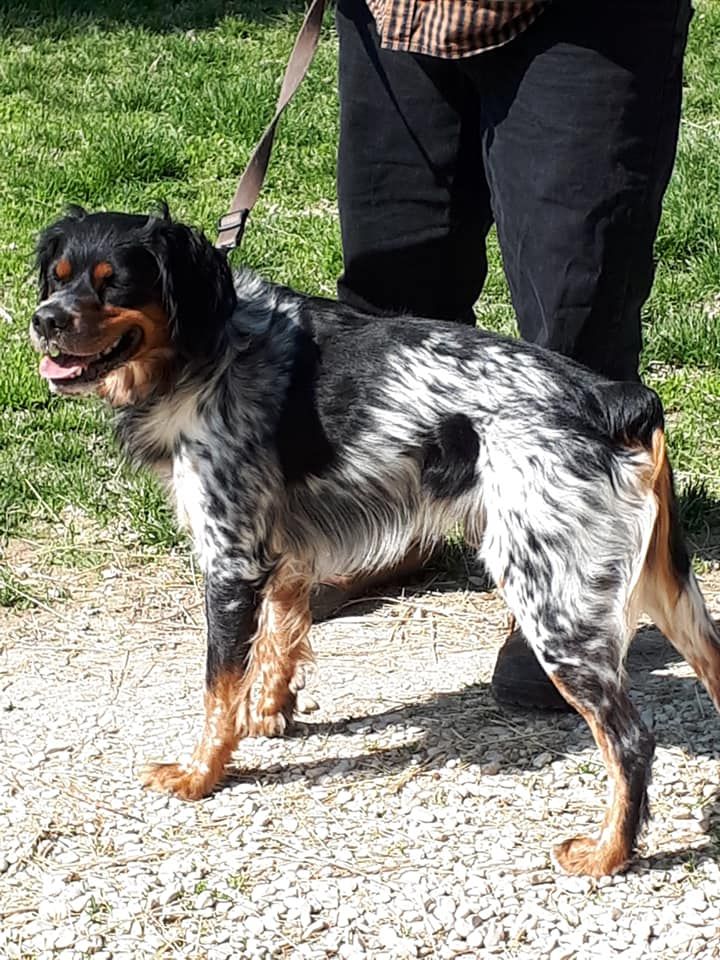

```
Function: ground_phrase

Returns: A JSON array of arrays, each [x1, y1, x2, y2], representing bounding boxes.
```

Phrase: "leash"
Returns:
[[216, 0, 327, 253]]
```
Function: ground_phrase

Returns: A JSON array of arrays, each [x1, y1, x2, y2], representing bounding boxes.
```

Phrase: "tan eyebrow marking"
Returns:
[[92, 261, 114, 286], [54, 258, 72, 281]]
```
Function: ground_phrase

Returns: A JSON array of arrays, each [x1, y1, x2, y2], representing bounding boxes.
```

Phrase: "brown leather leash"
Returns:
[[216, 0, 327, 253]]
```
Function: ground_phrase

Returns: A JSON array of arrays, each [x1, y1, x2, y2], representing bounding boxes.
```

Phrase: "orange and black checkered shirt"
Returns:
[[366, 0, 549, 58]]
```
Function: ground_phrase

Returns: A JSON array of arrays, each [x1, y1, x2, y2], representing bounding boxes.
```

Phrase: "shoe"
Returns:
[[491, 628, 574, 712]]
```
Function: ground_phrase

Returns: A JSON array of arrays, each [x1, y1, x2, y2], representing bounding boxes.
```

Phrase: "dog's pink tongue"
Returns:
[[39, 355, 84, 380]]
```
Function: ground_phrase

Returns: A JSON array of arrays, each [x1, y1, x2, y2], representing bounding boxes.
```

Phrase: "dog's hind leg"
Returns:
[[481, 501, 655, 876], [636, 430, 720, 710], [543, 429, 720, 875], [547, 662, 654, 877], [520, 611, 654, 877]]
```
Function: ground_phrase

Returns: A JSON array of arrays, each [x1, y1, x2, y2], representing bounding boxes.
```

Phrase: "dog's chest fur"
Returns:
[[118, 388, 218, 568]]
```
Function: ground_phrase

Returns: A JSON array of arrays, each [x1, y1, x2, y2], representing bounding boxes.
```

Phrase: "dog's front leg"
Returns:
[[142, 572, 262, 800]]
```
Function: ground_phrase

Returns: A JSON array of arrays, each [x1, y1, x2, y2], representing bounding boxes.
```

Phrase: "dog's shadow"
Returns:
[[227, 573, 720, 872], [230, 500, 720, 870]]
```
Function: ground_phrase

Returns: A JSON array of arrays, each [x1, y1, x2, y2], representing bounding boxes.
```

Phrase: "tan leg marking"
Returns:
[[638, 429, 720, 710], [550, 677, 635, 877], [141, 670, 244, 800], [239, 561, 314, 738], [142, 562, 314, 800]]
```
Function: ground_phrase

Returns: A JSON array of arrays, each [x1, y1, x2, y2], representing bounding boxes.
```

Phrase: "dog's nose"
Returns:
[[32, 302, 72, 341]]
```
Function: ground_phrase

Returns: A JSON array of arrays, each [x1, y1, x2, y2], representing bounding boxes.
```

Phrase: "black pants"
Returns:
[[336, 0, 692, 381]]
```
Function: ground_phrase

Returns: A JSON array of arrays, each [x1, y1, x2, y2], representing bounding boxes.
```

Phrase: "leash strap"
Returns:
[[216, 0, 327, 252]]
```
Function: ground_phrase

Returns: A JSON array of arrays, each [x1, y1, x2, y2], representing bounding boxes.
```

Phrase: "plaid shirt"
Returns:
[[366, 0, 549, 58]]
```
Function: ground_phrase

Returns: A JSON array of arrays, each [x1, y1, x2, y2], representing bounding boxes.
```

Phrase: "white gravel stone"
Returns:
[[52, 928, 76, 950], [244, 915, 265, 936], [409, 806, 436, 823], [465, 926, 486, 949]]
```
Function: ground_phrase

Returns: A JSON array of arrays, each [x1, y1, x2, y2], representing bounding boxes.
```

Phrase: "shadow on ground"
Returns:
[[641, 788, 720, 874], [228, 574, 720, 873]]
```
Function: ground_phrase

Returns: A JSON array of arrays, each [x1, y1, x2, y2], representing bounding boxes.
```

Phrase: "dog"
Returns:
[[30, 206, 720, 877]]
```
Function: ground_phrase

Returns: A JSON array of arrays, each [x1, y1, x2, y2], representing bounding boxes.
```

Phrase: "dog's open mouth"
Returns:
[[39, 328, 143, 391]]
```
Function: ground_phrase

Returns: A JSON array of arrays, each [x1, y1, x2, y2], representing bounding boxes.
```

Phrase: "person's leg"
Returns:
[[471, 0, 692, 705], [336, 0, 492, 323], [475, 0, 692, 381]]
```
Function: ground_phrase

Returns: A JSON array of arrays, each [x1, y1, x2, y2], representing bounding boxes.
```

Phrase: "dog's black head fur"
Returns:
[[32, 207, 237, 398]]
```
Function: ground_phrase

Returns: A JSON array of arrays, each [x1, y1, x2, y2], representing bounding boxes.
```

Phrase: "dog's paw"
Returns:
[[553, 835, 628, 878], [246, 711, 288, 739], [242, 689, 297, 738], [140, 761, 220, 801]]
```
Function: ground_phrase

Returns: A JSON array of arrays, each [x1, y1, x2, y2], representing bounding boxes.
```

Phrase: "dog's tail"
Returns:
[[593, 380, 665, 448], [634, 428, 720, 711]]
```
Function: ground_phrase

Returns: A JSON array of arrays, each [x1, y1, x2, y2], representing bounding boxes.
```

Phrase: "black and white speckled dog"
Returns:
[[30, 207, 720, 876]]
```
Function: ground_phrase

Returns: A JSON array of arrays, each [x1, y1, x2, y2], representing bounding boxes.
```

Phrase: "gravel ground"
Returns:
[[2, 537, 720, 960]]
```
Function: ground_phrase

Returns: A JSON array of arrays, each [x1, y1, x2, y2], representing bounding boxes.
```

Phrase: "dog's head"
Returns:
[[31, 207, 236, 404]]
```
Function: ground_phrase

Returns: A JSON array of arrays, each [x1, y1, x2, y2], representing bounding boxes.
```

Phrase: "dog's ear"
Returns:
[[36, 228, 60, 300], [148, 218, 236, 360], [36, 206, 87, 299]]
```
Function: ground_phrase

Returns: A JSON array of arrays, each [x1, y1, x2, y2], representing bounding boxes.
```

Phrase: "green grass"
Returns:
[[0, 0, 341, 550], [0, 0, 718, 566]]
